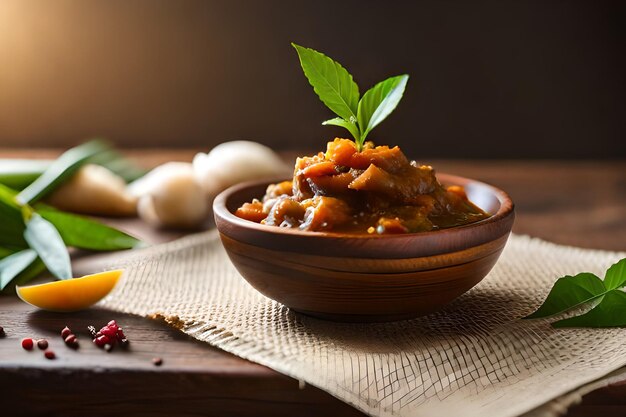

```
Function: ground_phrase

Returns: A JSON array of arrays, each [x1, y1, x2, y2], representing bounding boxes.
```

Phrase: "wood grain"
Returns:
[[0, 148, 624, 416], [0, 299, 364, 417]]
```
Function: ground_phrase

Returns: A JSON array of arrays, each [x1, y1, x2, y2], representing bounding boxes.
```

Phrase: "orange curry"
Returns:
[[235, 139, 489, 234]]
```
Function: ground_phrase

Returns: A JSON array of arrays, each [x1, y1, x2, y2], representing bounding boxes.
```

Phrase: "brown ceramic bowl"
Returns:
[[213, 174, 514, 322]]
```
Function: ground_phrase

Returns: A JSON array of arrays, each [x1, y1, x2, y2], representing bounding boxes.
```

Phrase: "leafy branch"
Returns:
[[292, 43, 409, 151], [525, 258, 626, 327], [0, 141, 142, 291]]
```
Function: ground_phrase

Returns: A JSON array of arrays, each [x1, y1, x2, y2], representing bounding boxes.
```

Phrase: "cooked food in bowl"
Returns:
[[214, 44, 514, 321], [235, 138, 489, 234]]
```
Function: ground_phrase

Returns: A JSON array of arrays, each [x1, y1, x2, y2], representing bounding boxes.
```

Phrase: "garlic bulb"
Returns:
[[128, 141, 289, 229], [47, 164, 137, 217], [129, 162, 208, 228], [193, 141, 291, 198]]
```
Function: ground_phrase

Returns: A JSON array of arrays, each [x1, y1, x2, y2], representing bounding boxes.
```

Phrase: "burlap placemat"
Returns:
[[89, 231, 625, 417]]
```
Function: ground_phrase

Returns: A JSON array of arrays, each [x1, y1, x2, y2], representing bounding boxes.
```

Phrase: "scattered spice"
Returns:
[[90, 320, 129, 350], [0, 326, 5, 338], [21, 338, 34, 350], [61, 326, 72, 339], [37, 339, 49, 350], [64, 334, 79, 349], [60, 326, 79, 349], [152, 357, 163, 366], [44, 350, 56, 360]]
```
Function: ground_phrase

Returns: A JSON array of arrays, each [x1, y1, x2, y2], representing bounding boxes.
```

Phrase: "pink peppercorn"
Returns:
[[21, 338, 34, 350]]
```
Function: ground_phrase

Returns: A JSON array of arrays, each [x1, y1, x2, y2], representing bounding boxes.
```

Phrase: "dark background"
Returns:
[[0, 0, 624, 158]]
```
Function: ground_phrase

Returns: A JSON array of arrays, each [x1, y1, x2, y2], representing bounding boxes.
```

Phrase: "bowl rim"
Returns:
[[213, 172, 514, 241]]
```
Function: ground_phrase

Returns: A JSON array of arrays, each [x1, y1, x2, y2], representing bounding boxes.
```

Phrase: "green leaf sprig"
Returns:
[[0, 141, 142, 291], [292, 43, 409, 151], [525, 258, 626, 327]]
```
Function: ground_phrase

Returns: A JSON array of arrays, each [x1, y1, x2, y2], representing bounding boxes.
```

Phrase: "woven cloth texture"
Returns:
[[96, 232, 625, 417]]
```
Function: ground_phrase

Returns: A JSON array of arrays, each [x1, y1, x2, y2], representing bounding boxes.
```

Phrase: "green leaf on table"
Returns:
[[603, 258, 626, 291], [524, 272, 606, 319], [552, 290, 626, 328], [23, 213, 72, 280], [525, 258, 626, 328], [0, 249, 38, 290], [292, 43, 360, 122], [0, 182, 141, 252], [357, 74, 409, 143], [8, 258, 46, 290], [37, 206, 141, 251], [0, 256, 46, 293], [0, 183, 22, 210], [0, 184, 28, 247], [17, 139, 111, 205], [0, 247, 13, 260], [0, 151, 146, 189], [0, 159, 52, 190]]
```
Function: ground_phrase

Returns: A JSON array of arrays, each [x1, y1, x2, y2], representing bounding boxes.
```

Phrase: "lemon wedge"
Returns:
[[16, 270, 123, 312]]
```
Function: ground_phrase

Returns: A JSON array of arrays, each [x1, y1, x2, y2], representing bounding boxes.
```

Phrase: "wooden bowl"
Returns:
[[213, 174, 515, 322]]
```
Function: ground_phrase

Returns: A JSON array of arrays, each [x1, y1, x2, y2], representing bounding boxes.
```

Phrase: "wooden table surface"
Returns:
[[0, 149, 624, 417]]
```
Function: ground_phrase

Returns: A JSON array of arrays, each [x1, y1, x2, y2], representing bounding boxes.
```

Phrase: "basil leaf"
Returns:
[[525, 272, 606, 319], [604, 258, 626, 290], [552, 290, 626, 328], [17, 139, 110, 204], [322, 118, 361, 142], [0, 249, 38, 290], [23, 213, 72, 280], [292, 43, 359, 121], [357, 74, 409, 142], [37, 206, 141, 251]]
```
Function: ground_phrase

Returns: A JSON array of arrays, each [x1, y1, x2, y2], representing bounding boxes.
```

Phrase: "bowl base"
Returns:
[[290, 308, 433, 323]]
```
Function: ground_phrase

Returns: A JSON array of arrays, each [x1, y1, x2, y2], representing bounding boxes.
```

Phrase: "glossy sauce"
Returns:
[[235, 139, 489, 234]]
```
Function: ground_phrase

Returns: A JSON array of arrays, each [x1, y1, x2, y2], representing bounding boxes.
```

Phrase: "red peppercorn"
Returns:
[[37, 339, 49, 350], [61, 326, 71, 339], [94, 335, 109, 347], [21, 338, 34, 350], [152, 357, 163, 366], [44, 350, 56, 360], [91, 320, 129, 349], [64, 335, 79, 349], [100, 326, 117, 337]]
